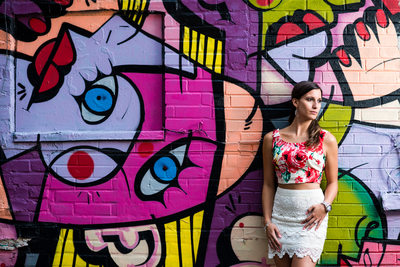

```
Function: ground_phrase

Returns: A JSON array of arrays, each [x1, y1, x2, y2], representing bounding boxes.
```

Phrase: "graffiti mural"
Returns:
[[0, 0, 400, 266]]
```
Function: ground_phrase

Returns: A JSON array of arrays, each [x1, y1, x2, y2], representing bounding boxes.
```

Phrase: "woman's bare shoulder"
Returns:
[[322, 129, 338, 147], [263, 130, 275, 142]]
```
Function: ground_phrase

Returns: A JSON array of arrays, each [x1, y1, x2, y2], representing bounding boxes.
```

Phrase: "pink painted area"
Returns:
[[38, 68, 219, 224], [39, 139, 216, 224], [148, 0, 165, 11], [340, 240, 400, 266], [314, 63, 343, 102], [141, 14, 163, 39], [123, 72, 163, 132], [0, 223, 17, 267], [330, 0, 373, 49]]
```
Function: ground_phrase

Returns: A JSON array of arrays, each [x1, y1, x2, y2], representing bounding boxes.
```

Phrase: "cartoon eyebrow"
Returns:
[[117, 28, 140, 46]]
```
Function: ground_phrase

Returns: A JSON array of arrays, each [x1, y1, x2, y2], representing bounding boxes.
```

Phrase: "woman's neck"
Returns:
[[288, 117, 312, 137]]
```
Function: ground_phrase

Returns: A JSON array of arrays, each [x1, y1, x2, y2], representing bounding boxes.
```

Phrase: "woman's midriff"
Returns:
[[278, 183, 320, 190]]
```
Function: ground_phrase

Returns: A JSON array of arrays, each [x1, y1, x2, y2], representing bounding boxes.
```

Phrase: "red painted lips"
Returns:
[[28, 28, 76, 108]]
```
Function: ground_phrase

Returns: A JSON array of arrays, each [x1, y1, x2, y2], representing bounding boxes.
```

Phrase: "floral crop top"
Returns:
[[272, 129, 327, 184]]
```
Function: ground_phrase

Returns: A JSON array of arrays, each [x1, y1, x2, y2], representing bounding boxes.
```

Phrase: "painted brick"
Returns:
[[1, 1, 400, 266]]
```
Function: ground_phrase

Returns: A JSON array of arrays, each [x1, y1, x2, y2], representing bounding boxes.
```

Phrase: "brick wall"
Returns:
[[0, 0, 400, 266]]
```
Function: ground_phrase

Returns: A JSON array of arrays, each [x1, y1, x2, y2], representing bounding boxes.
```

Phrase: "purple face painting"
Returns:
[[0, 15, 219, 225]]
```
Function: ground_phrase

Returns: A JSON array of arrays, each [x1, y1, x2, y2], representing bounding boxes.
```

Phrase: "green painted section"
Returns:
[[319, 173, 384, 265]]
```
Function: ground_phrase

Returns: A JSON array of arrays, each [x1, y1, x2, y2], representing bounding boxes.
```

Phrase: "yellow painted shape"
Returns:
[[53, 228, 98, 267], [191, 30, 198, 61], [180, 216, 193, 266], [53, 229, 74, 266], [192, 210, 204, 262], [198, 34, 205, 65], [164, 221, 180, 266], [319, 103, 352, 144], [205, 37, 215, 71], [214, 40, 222, 74], [326, 0, 360, 4], [137, 0, 148, 24], [128, 0, 135, 12], [121, 0, 129, 10], [53, 229, 67, 266], [183, 26, 190, 57]]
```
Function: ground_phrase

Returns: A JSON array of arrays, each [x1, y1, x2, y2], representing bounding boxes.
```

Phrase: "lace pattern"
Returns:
[[268, 188, 328, 263], [268, 247, 323, 263]]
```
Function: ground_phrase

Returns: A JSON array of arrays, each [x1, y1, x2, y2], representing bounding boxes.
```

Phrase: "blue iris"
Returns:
[[153, 156, 177, 182], [84, 88, 113, 113]]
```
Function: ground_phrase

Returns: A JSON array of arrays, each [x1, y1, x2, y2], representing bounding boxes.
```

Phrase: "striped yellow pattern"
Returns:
[[182, 27, 223, 74], [164, 210, 204, 266], [120, 0, 148, 26], [192, 210, 204, 262], [53, 228, 99, 267]]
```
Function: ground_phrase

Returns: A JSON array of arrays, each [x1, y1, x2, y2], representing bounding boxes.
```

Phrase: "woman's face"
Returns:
[[293, 88, 322, 120]]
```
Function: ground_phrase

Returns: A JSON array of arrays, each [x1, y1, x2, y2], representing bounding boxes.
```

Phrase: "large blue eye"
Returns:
[[84, 88, 113, 113], [153, 156, 177, 182]]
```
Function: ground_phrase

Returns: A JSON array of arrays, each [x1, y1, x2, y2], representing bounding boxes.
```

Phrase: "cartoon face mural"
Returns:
[[2, 0, 400, 266], [0, 13, 221, 224]]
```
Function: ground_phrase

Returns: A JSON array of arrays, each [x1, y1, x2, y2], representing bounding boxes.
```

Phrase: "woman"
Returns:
[[262, 81, 338, 266]]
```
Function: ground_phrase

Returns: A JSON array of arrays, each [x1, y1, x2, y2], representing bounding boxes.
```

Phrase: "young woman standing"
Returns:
[[262, 81, 338, 266]]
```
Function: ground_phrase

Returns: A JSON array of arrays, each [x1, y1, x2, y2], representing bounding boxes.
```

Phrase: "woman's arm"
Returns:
[[303, 131, 338, 230], [262, 131, 281, 251], [322, 131, 339, 205]]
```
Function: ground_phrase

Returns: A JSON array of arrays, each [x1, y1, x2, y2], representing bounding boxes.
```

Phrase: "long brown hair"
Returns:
[[288, 81, 323, 148]]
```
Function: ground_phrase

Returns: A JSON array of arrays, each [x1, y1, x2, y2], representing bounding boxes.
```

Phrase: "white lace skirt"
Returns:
[[268, 187, 328, 263]]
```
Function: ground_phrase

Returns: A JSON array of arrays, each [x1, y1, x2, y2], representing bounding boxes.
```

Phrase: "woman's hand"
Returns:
[[302, 203, 327, 231], [266, 223, 282, 252]]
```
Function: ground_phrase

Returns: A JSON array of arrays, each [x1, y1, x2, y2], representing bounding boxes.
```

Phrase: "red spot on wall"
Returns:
[[336, 48, 350, 66], [239, 222, 244, 228], [67, 151, 94, 180], [53, 0, 72, 5], [29, 17, 47, 34], [303, 13, 325, 31], [355, 21, 370, 41], [276, 23, 304, 44], [376, 9, 388, 28], [382, 0, 400, 15], [256, 0, 274, 6], [53, 32, 74, 66], [39, 64, 59, 93], [138, 142, 154, 158], [35, 42, 54, 75]]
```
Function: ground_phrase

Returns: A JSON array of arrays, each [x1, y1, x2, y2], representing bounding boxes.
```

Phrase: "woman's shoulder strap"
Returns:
[[272, 129, 280, 140]]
